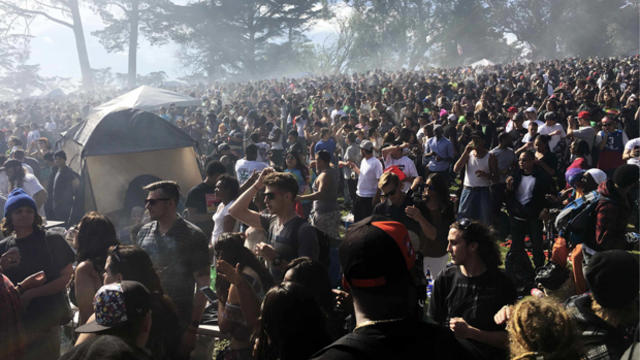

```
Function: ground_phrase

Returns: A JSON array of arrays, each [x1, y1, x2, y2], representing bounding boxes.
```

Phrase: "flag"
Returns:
[[457, 43, 463, 56]]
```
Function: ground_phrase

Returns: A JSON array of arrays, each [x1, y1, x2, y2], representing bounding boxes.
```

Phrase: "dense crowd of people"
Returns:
[[0, 55, 639, 360]]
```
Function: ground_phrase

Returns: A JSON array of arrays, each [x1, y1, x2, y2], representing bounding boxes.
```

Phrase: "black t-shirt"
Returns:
[[428, 265, 516, 360], [259, 214, 318, 282], [372, 190, 420, 235], [311, 318, 471, 360], [0, 229, 75, 331], [59, 335, 153, 360], [184, 182, 216, 235]]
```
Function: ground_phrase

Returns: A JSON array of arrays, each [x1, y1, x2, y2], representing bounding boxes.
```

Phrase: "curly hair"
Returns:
[[508, 297, 581, 360]]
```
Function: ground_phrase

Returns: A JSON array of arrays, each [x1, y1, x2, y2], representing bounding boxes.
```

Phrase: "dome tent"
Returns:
[[60, 108, 202, 222]]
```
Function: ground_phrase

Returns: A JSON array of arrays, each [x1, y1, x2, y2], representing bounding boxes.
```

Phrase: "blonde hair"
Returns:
[[508, 297, 581, 360], [378, 171, 399, 190]]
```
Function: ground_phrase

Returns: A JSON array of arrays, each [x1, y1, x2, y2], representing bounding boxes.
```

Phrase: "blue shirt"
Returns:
[[314, 138, 336, 160], [425, 136, 456, 172]]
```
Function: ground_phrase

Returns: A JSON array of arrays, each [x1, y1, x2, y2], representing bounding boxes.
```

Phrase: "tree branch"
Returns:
[[0, 0, 72, 28]]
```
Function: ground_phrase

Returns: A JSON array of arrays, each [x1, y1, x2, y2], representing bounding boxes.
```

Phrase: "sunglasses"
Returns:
[[264, 192, 278, 200], [456, 217, 472, 230], [380, 189, 397, 198], [145, 198, 170, 206]]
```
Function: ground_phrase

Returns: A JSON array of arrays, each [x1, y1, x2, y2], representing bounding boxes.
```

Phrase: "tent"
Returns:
[[60, 108, 202, 221], [88, 85, 199, 126], [470, 58, 496, 68]]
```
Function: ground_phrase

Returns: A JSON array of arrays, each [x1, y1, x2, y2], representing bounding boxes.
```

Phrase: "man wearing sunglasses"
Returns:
[[136, 180, 210, 357], [229, 168, 318, 282], [596, 116, 629, 176]]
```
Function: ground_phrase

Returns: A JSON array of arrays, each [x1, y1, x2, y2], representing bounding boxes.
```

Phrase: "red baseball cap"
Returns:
[[578, 111, 590, 120]]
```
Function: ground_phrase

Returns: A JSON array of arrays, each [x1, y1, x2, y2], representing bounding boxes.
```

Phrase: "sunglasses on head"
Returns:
[[110, 243, 121, 263], [145, 198, 170, 206], [456, 217, 472, 230]]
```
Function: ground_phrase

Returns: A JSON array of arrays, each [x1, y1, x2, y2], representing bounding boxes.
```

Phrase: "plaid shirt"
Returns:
[[136, 216, 210, 325]]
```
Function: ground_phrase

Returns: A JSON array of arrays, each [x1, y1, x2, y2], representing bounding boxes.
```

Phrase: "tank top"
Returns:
[[463, 151, 491, 187], [312, 168, 338, 213]]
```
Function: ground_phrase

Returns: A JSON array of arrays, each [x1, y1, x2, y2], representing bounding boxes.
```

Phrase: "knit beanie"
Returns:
[[4, 188, 37, 217]]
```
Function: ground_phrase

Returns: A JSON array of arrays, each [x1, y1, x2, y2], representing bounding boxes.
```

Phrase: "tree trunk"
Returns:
[[69, 0, 94, 90], [128, 0, 139, 88]]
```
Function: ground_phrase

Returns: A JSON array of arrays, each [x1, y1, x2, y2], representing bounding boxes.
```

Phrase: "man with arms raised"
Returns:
[[229, 168, 318, 282]]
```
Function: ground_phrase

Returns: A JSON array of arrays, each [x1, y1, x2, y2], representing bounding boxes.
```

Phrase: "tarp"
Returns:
[[78, 85, 199, 146], [69, 109, 196, 157], [470, 58, 496, 68]]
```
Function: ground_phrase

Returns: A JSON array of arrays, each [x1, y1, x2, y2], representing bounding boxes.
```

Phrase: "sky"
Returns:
[[27, 2, 351, 82]]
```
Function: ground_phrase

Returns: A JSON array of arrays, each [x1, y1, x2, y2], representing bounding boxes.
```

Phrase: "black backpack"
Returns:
[[286, 216, 334, 269]]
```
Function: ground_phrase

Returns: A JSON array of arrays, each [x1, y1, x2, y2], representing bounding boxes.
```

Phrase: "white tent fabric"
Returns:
[[78, 85, 199, 147], [470, 58, 496, 68]]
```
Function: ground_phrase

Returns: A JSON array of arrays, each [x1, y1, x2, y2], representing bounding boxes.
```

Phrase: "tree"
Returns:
[[170, 0, 324, 82], [90, 0, 173, 88], [0, 0, 94, 89]]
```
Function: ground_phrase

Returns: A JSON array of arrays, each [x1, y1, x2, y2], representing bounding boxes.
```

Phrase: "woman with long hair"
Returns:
[[253, 282, 332, 360], [416, 172, 456, 277], [72, 211, 119, 325], [215, 232, 274, 360], [0, 188, 75, 360], [211, 175, 240, 245], [284, 151, 310, 217], [76, 244, 183, 360]]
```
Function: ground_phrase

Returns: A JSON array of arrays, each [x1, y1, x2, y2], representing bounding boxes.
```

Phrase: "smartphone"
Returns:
[[199, 286, 217, 303]]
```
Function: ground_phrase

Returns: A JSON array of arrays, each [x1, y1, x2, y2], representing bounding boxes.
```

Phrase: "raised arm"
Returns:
[[229, 168, 274, 230]]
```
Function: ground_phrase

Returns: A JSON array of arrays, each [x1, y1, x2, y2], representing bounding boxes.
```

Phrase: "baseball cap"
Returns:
[[585, 168, 607, 185], [525, 107, 536, 113], [507, 106, 518, 113], [360, 140, 374, 152], [577, 111, 590, 120], [340, 216, 415, 289], [585, 250, 639, 308], [76, 281, 151, 333]]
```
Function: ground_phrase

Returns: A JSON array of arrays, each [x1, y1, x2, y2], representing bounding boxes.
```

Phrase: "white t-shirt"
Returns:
[[0, 172, 46, 216], [538, 123, 566, 151], [356, 156, 383, 198], [624, 137, 640, 166], [211, 200, 235, 245], [523, 119, 544, 129], [235, 159, 268, 185], [295, 117, 307, 137], [516, 174, 536, 206], [384, 155, 418, 193]]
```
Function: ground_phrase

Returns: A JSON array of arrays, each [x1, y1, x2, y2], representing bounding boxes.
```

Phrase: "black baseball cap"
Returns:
[[76, 280, 151, 333], [340, 216, 416, 289]]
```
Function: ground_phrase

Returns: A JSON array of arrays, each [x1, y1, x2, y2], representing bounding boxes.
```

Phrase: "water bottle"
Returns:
[[426, 270, 434, 299], [210, 265, 217, 290]]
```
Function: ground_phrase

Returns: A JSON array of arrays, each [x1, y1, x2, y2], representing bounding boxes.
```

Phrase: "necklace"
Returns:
[[354, 317, 405, 331]]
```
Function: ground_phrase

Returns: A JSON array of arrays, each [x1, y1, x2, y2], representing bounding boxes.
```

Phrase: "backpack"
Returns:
[[281, 216, 334, 269], [554, 190, 609, 246]]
